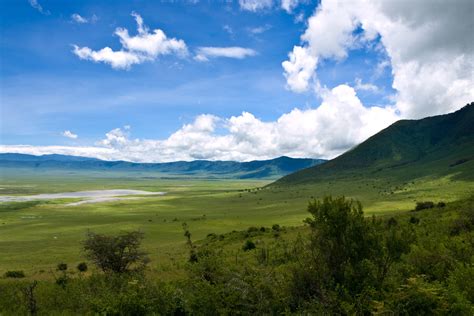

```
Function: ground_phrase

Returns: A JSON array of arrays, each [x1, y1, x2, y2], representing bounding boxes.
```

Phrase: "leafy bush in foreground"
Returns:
[[288, 196, 414, 313]]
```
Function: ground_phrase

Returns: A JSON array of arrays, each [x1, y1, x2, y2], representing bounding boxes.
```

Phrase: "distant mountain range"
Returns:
[[274, 102, 474, 186], [0, 154, 326, 179]]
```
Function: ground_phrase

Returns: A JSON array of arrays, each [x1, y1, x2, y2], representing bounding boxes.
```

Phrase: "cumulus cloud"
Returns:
[[28, 0, 50, 15], [239, 0, 273, 12], [72, 46, 144, 70], [282, 46, 317, 93], [98, 128, 129, 147], [1, 85, 399, 162], [194, 47, 257, 62], [282, 0, 474, 118], [73, 12, 188, 69], [62, 130, 78, 139], [71, 13, 88, 24]]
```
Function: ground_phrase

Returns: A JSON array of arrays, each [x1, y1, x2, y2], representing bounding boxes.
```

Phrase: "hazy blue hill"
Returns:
[[275, 102, 474, 185], [0, 154, 325, 179]]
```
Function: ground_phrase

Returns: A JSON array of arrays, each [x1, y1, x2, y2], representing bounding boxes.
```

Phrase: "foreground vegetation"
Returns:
[[1, 195, 472, 315], [2, 169, 472, 275]]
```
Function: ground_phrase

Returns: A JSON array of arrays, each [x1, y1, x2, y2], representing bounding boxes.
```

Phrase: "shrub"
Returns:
[[243, 240, 256, 251], [437, 201, 446, 208], [4, 270, 25, 278], [55, 274, 69, 289], [247, 227, 259, 233], [271, 224, 281, 232], [410, 216, 420, 224], [57, 263, 68, 271], [450, 217, 473, 236], [387, 217, 398, 227], [291, 196, 414, 313], [415, 201, 435, 211], [77, 262, 88, 272], [386, 276, 449, 315], [83, 231, 149, 273]]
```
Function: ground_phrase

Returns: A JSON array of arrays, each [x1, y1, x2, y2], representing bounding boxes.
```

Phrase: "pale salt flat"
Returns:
[[0, 189, 166, 206]]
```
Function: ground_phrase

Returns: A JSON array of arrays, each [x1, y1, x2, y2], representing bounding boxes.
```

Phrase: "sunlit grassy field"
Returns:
[[1, 168, 473, 277]]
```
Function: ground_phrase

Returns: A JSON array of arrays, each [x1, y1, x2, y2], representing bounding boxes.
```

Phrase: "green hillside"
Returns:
[[275, 102, 474, 186]]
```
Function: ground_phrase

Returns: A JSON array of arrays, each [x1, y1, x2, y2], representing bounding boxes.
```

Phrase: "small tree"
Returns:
[[4, 270, 25, 278], [415, 201, 435, 211], [291, 196, 413, 313], [242, 240, 256, 251], [22, 281, 38, 316], [83, 231, 149, 273], [57, 263, 68, 271], [77, 262, 88, 273]]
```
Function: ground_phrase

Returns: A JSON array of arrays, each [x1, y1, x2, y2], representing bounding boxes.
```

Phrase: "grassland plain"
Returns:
[[1, 165, 473, 278]]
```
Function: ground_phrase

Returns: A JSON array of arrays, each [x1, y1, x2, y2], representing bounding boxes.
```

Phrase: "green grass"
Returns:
[[1, 167, 473, 277]]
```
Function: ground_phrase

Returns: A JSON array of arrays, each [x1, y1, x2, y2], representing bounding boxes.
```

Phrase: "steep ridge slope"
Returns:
[[274, 102, 474, 186]]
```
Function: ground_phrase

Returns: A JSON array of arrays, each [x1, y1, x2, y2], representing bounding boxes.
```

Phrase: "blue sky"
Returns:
[[0, 0, 471, 162]]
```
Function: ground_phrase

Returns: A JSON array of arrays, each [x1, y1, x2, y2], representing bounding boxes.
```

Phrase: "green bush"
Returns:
[[243, 240, 256, 251], [3, 270, 25, 278], [271, 224, 281, 231], [415, 201, 435, 211], [290, 196, 414, 313], [77, 262, 88, 272], [247, 226, 259, 233], [57, 263, 68, 271]]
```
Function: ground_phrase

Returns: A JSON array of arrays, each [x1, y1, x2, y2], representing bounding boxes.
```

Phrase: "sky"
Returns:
[[0, 0, 473, 162]]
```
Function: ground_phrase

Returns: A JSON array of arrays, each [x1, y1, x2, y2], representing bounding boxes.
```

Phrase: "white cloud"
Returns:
[[1, 85, 399, 162], [282, 0, 474, 118], [281, 0, 300, 13], [354, 78, 379, 93], [116, 12, 188, 58], [282, 46, 317, 93], [239, 0, 273, 12], [0, 145, 114, 160], [72, 12, 188, 69], [98, 128, 129, 147], [294, 12, 305, 23], [62, 130, 78, 139], [28, 0, 50, 15], [194, 47, 257, 62], [223, 25, 233, 35], [248, 24, 272, 35], [72, 46, 145, 70], [71, 13, 88, 24]]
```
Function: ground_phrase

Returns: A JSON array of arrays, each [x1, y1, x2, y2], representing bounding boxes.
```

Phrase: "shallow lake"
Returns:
[[0, 189, 166, 205]]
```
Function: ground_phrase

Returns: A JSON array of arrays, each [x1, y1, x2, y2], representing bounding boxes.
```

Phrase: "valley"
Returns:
[[1, 161, 472, 276]]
